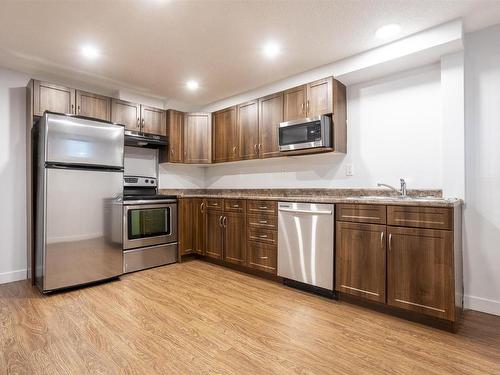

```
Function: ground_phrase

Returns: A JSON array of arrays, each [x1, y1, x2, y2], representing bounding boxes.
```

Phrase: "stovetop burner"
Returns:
[[123, 194, 177, 201]]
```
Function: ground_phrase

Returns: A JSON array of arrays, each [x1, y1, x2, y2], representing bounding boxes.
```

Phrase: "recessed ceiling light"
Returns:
[[262, 41, 281, 59], [375, 24, 401, 39], [80, 44, 100, 60], [186, 80, 199, 91]]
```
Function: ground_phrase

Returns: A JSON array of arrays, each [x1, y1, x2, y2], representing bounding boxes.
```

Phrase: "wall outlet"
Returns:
[[346, 164, 354, 176]]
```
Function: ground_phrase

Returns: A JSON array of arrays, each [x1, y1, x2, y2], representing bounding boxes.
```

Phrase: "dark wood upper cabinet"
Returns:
[[258, 92, 283, 159], [237, 100, 259, 160], [193, 198, 207, 255], [142, 105, 166, 136], [283, 85, 307, 121], [206, 209, 223, 260], [223, 211, 247, 265], [166, 110, 184, 163], [75, 90, 111, 121], [213, 106, 238, 163], [33, 80, 75, 116], [111, 99, 141, 131], [306, 77, 333, 117], [387, 226, 455, 321], [184, 112, 212, 164], [335, 222, 387, 303]]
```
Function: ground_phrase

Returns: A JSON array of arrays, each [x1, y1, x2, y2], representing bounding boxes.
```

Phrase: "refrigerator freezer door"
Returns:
[[45, 113, 124, 168], [43, 167, 123, 291]]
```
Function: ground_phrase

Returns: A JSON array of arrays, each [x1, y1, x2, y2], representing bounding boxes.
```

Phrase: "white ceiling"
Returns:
[[1, 0, 500, 107]]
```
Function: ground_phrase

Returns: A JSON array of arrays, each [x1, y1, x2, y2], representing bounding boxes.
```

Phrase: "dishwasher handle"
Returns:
[[278, 207, 333, 215]]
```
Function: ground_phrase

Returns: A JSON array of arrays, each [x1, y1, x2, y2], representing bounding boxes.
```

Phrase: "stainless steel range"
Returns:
[[122, 176, 178, 273]]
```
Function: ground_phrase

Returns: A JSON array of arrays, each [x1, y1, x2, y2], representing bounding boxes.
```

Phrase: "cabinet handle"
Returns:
[[388, 233, 392, 251], [306, 100, 310, 114], [233, 204, 239, 208], [259, 206, 268, 209], [223, 216, 227, 227], [137, 117, 140, 128], [77, 105, 81, 114], [141, 119, 145, 129], [259, 144, 262, 150], [259, 256, 269, 260], [254, 144, 258, 154], [259, 235, 268, 238], [200, 202, 205, 213], [232, 146, 237, 153], [71, 104, 74, 113], [380, 232, 384, 248], [259, 220, 268, 224], [301, 102, 304, 114], [219, 216, 223, 227]]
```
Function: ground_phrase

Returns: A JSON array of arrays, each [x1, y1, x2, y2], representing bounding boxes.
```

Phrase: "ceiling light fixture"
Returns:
[[262, 41, 281, 59], [186, 80, 199, 91], [80, 44, 100, 60], [375, 24, 401, 39]]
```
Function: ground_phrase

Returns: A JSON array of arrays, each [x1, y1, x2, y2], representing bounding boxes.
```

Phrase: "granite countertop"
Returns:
[[160, 188, 463, 208]]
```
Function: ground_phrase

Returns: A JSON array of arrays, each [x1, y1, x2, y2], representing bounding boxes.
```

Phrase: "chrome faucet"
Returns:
[[377, 178, 407, 197]]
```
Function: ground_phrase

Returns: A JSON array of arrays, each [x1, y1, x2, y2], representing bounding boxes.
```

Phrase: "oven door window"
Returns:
[[128, 207, 171, 239]]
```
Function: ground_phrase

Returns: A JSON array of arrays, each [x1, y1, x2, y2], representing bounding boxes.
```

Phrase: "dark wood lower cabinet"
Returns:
[[178, 199, 193, 256], [193, 198, 207, 255], [247, 241, 277, 274], [223, 211, 246, 265], [387, 226, 455, 321], [335, 222, 386, 303], [206, 209, 223, 259]]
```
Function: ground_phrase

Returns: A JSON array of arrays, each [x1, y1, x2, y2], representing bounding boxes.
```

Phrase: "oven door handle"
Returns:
[[124, 199, 177, 205]]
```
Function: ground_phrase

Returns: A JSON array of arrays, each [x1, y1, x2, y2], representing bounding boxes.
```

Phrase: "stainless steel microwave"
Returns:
[[278, 115, 332, 152]]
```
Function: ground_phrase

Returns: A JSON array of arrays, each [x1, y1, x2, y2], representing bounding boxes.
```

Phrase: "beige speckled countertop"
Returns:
[[159, 188, 462, 208]]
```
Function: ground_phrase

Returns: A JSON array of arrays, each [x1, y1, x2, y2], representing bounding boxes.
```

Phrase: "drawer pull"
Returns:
[[211, 203, 218, 206], [259, 220, 268, 224], [259, 235, 268, 238], [259, 256, 268, 260], [233, 204, 239, 208], [259, 206, 268, 209]]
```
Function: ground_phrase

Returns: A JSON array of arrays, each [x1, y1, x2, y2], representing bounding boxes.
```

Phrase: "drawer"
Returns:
[[247, 227, 277, 245], [336, 204, 387, 224], [207, 198, 222, 211], [224, 199, 246, 213], [247, 200, 277, 214], [247, 241, 277, 274], [387, 206, 452, 230], [247, 213, 277, 229]]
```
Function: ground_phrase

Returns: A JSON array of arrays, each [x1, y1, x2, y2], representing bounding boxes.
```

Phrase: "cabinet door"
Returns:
[[283, 85, 306, 121], [335, 222, 386, 303], [193, 198, 207, 255], [142, 105, 166, 136], [387, 226, 455, 320], [213, 107, 238, 162], [184, 113, 212, 164], [179, 199, 193, 256], [167, 110, 184, 163], [258, 92, 283, 159], [206, 210, 223, 259], [237, 100, 259, 160], [306, 77, 333, 117], [223, 212, 246, 265], [75, 90, 111, 121], [111, 99, 141, 131], [33, 80, 75, 116]]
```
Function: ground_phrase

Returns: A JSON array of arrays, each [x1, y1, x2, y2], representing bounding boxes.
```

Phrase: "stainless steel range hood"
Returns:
[[124, 130, 167, 148]]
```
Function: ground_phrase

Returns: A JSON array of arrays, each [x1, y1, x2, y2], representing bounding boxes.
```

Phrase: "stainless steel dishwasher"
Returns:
[[278, 202, 335, 294]]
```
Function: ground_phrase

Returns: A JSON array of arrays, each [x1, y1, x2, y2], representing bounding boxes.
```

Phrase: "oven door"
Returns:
[[123, 202, 177, 250], [278, 116, 331, 151]]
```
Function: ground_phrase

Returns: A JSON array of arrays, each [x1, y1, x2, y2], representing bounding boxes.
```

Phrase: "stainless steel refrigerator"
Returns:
[[35, 112, 124, 292]]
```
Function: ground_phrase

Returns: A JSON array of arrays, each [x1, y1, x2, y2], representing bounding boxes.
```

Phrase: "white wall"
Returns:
[[463, 24, 500, 315], [0, 67, 29, 283], [158, 164, 205, 190], [205, 64, 443, 191]]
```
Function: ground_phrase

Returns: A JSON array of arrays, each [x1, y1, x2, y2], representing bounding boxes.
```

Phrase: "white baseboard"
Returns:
[[0, 269, 27, 285], [464, 295, 500, 316]]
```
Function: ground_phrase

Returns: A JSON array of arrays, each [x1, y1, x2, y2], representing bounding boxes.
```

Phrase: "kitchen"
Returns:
[[1, 1, 500, 374]]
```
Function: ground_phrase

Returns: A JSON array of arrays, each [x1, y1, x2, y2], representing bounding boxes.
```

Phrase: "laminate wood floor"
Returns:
[[1, 260, 499, 375]]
